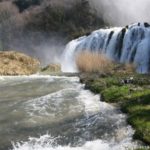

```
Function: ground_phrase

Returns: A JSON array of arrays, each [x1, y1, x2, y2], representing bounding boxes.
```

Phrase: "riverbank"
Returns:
[[79, 73, 150, 146], [0, 50, 149, 146]]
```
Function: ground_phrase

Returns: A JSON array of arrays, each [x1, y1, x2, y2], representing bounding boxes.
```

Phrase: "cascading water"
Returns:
[[61, 23, 150, 73], [0, 75, 140, 150]]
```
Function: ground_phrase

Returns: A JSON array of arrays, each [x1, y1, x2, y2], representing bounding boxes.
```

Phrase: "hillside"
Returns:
[[0, 0, 107, 53], [0, 51, 40, 75]]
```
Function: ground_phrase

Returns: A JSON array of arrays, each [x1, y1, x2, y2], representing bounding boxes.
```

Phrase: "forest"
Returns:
[[0, 0, 106, 51]]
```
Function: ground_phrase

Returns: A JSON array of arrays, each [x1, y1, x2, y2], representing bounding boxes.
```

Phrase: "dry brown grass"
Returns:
[[124, 63, 136, 73], [114, 63, 136, 74], [0, 51, 40, 75], [76, 51, 113, 73]]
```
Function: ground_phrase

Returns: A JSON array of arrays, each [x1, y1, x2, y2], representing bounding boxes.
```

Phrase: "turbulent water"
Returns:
[[62, 22, 150, 73], [0, 75, 140, 150]]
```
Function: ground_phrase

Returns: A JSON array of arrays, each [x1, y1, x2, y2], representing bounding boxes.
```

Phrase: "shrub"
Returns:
[[76, 51, 113, 73]]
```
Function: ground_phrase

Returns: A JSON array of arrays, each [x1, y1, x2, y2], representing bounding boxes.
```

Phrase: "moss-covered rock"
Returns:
[[0, 51, 40, 75], [40, 64, 61, 74]]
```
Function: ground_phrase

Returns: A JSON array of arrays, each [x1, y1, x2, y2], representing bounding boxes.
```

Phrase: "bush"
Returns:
[[76, 51, 113, 73]]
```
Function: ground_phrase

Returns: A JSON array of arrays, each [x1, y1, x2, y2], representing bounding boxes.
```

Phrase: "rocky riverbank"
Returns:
[[79, 73, 150, 146]]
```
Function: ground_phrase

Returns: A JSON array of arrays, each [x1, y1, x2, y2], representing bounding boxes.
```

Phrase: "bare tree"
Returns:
[[0, 1, 22, 50]]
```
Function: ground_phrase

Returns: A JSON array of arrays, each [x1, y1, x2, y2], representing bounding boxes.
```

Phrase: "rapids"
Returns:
[[0, 75, 139, 150]]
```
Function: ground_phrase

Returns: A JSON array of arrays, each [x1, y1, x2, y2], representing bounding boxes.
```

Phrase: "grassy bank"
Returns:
[[79, 73, 150, 145]]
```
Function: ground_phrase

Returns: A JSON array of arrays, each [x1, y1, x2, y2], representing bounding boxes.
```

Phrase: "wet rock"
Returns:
[[121, 77, 134, 84], [144, 22, 150, 28]]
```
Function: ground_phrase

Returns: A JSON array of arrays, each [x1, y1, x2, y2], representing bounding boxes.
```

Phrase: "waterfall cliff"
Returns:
[[62, 23, 150, 73]]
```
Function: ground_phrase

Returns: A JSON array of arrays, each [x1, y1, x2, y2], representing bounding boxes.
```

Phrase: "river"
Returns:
[[0, 75, 139, 150]]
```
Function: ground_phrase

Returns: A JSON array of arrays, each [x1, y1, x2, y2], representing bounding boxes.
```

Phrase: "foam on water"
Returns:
[[0, 75, 140, 149], [19, 81, 102, 126], [0, 75, 79, 81], [12, 133, 137, 150]]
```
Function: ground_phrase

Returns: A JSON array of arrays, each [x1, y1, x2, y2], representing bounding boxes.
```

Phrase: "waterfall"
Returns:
[[61, 23, 150, 73]]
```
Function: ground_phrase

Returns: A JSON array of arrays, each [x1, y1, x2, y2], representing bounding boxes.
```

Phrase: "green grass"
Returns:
[[101, 85, 130, 102], [121, 91, 150, 144], [79, 73, 150, 145]]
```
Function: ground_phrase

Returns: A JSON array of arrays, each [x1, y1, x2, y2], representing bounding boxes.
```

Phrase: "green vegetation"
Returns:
[[0, 0, 107, 51], [25, 0, 106, 40], [80, 73, 150, 145], [102, 85, 130, 102], [41, 64, 61, 74]]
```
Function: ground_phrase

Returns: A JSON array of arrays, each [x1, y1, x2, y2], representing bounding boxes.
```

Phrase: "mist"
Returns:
[[89, 0, 150, 26], [0, 0, 68, 66], [8, 33, 66, 66], [1, 0, 150, 66]]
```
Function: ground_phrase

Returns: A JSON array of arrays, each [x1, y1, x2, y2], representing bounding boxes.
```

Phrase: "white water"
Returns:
[[0, 75, 140, 150], [12, 132, 137, 150], [61, 23, 150, 73]]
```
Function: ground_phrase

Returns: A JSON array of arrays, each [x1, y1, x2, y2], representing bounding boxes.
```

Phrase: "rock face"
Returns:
[[0, 51, 40, 75]]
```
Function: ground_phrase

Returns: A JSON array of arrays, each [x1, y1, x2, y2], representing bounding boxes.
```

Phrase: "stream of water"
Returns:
[[0, 75, 139, 150]]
